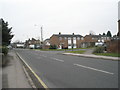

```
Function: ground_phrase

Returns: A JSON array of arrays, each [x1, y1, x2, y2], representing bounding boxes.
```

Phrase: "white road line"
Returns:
[[74, 63, 114, 75], [42, 55, 47, 57], [51, 58, 64, 62]]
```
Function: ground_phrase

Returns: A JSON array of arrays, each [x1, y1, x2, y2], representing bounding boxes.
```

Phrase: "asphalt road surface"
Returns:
[[15, 49, 118, 88]]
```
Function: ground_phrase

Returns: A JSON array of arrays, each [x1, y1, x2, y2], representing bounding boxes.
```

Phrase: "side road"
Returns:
[[2, 50, 31, 88], [63, 53, 119, 61]]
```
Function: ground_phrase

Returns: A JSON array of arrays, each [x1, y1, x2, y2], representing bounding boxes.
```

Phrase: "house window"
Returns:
[[68, 37, 71, 44], [73, 37, 76, 44], [77, 37, 80, 40], [59, 37, 62, 40], [81, 37, 84, 40], [92, 38, 94, 40], [64, 37, 67, 40], [107, 37, 109, 40], [73, 37, 76, 40], [68, 37, 71, 40]]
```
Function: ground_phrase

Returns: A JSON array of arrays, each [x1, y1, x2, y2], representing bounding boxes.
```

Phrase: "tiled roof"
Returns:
[[86, 35, 108, 38], [53, 34, 83, 37]]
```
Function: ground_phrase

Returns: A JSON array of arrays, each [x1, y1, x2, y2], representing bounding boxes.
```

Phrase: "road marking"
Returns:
[[74, 63, 114, 75], [42, 55, 47, 57], [51, 58, 64, 62], [16, 53, 48, 89]]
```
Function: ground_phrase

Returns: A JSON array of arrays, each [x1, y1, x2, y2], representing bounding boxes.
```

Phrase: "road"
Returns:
[[15, 49, 118, 88]]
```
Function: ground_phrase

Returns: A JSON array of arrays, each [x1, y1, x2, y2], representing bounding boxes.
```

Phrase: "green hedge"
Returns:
[[93, 46, 104, 53], [49, 45, 57, 49], [0, 46, 8, 55]]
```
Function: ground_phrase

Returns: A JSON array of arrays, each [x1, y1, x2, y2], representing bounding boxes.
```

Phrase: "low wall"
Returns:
[[107, 40, 120, 53]]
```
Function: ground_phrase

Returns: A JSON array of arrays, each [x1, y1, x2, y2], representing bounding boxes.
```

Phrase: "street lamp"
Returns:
[[34, 24, 43, 48]]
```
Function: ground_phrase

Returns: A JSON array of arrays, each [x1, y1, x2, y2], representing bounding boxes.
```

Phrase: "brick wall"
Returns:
[[107, 40, 120, 53], [50, 36, 59, 47]]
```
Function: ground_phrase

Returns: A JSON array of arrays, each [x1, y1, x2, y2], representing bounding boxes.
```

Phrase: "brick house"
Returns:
[[43, 38, 50, 49], [118, 20, 120, 37], [107, 20, 120, 53], [50, 33, 83, 49], [81, 35, 111, 48], [25, 38, 41, 49]]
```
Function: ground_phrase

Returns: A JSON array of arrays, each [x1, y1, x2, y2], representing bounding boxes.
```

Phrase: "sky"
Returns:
[[0, 0, 119, 42]]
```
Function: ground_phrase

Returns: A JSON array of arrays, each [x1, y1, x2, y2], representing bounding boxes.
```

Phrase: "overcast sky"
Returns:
[[0, 0, 119, 42]]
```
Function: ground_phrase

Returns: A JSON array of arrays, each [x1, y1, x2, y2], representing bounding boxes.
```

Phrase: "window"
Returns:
[[68, 37, 71, 44], [77, 37, 80, 40], [73, 37, 76, 40], [59, 37, 62, 40], [107, 37, 109, 40], [81, 37, 84, 40], [68, 37, 71, 40], [64, 37, 67, 40], [73, 37, 76, 44]]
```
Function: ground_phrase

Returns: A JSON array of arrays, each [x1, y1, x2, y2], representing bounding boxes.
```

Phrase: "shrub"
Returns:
[[49, 45, 57, 49], [93, 46, 104, 53], [2, 46, 8, 55]]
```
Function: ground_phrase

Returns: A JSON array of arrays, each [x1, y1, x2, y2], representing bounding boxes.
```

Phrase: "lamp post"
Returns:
[[34, 24, 43, 48]]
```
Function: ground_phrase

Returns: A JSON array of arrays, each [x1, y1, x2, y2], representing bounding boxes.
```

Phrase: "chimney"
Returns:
[[59, 32, 61, 35], [72, 33, 74, 35]]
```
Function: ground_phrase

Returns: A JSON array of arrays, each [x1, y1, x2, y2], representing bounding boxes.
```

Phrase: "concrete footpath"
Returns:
[[2, 50, 31, 88], [63, 53, 119, 61]]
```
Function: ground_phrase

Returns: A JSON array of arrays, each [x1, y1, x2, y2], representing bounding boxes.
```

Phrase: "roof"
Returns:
[[52, 34, 83, 37], [45, 38, 50, 40], [85, 35, 108, 38]]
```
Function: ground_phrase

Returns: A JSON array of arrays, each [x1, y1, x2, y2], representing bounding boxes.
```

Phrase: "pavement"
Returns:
[[63, 53, 119, 61], [62, 48, 119, 61], [2, 50, 31, 88], [15, 49, 118, 88]]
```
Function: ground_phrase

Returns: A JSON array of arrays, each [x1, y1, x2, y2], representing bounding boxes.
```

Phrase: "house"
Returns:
[[12, 42, 25, 48], [50, 33, 83, 49], [43, 38, 50, 49], [81, 34, 111, 48], [118, 20, 120, 37], [107, 20, 120, 53], [25, 38, 41, 49]]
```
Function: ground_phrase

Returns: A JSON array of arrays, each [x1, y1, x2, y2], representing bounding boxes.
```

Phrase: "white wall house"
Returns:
[[73, 37, 76, 48], [68, 37, 72, 49]]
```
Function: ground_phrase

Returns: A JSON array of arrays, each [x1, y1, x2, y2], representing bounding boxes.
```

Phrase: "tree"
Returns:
[[89, 30, 96, 35], [107, 31, 112, 37], [49, 45, 57, 49], [1, 18, 14, 46], [103, 33, 106, 35], [117, 32, 119, 37]]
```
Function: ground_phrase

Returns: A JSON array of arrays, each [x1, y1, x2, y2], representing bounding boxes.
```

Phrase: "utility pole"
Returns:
[[41, 26, 43, 42]]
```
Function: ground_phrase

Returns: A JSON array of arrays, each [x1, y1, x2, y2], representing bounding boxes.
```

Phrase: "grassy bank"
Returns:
[[94, 53, 120, 57], [34, 47, 93, 51], [66, 50, 86, 54]]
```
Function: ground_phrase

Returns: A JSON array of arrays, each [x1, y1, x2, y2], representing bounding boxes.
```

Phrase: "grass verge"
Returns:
[[66, 50, 86, 54], [34, 47, 93, 51], [94, 53, 120, 57]]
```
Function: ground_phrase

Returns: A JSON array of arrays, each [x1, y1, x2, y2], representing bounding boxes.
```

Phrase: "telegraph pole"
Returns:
[[41, 26, 43, 42]]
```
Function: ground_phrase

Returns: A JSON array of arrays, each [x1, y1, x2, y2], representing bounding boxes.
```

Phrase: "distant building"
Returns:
[[12, 42, 25, 48], [25, 38, 41, 49], [118, 20, 120, 37], [81, 35, 111, 48], [43, 38, 50, 49], [107, 17, 120, 53], [50, 33, 83, 49]]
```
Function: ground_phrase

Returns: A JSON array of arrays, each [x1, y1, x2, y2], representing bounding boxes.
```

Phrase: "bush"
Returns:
[[93, 46, 104, 53], [2, 46, 8, 55], [49, 45, 57, 49]]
